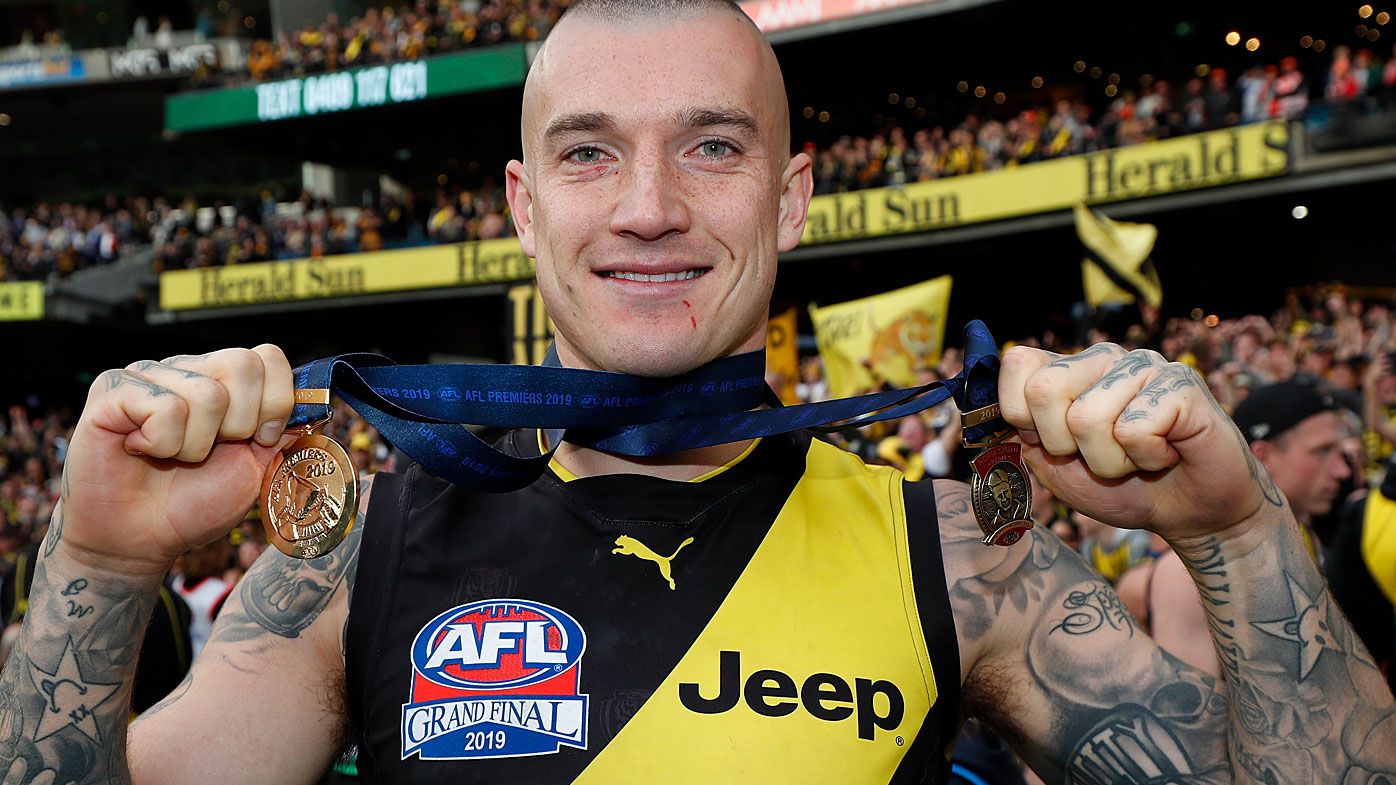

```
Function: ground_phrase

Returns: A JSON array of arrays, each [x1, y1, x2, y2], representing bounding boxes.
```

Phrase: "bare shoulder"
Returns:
[[931, 479, 1067, 678]]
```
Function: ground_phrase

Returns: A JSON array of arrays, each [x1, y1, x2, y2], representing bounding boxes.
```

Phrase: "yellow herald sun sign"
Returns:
[[809, 276, 952, 400], [0, 282, 43, 321]]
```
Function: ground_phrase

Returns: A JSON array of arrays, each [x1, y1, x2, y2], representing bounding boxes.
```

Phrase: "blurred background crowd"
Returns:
[[0, 182, 513, 281], [3, 284, 1393, 679]]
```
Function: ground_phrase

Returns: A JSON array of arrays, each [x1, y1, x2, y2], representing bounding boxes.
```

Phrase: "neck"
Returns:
[[550, 437, 755, 482], [545, 330, 767, 480]]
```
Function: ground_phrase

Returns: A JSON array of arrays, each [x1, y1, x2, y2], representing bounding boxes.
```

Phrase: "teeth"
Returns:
[[605, 269, 708, 282]]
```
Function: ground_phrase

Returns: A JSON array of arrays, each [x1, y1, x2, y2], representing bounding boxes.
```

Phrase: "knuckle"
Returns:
[[191, 377, 231, 410], [1022, 373, 1058, 407], [1001, 345, 1040, 367], [1065, 401, 1098, 434]]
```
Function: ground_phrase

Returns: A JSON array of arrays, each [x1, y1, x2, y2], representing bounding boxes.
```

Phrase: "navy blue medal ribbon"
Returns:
[[288, 319, 1007, 493]]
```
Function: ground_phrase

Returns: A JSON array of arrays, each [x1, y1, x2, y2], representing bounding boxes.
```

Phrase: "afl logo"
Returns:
[[437, 387, 462, 402], [410, 600, 586, 691]]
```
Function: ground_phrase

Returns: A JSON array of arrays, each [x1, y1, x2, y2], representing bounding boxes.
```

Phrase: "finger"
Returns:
[[1065, 350, 1167, 478], [1019, 343, 1129, 457], [89, 369, 190, 459], [252, 344, 295, 446], [116, 364, 228, 463], [1112, 363, 1208, 472], [165, 349, 265, 442], [29, 768, 57, 785], [997, 346, 1060, 435]]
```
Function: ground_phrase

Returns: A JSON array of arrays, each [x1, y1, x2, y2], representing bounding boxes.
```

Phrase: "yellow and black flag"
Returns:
[[1074, 203, 1162, 309]]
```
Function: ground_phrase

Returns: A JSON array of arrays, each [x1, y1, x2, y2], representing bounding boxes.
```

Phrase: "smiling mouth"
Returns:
[[598, 268, 711, 283]]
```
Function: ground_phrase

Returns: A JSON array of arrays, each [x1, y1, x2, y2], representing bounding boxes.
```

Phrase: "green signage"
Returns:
[[165, 44, 528, 132]]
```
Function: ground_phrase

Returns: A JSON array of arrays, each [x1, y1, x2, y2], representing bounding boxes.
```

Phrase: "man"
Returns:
[[2, 3, 1393, 784], [1148, 379, 1350, 676]]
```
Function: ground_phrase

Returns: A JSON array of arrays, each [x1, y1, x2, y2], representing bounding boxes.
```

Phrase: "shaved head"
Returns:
[[521, 1, 789, 168], [503, 1, 812, 377]]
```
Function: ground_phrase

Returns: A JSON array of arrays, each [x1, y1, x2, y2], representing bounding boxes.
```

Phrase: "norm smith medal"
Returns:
[[969, 442, 1033, 547], [260, 433, 359, 560]]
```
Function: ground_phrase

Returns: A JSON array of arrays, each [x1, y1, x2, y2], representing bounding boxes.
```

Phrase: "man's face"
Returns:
[[1254, 411, 1351, 519], [506, 13, 812, 376]]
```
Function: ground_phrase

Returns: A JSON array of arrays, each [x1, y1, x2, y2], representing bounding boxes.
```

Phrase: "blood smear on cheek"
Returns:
[[691, 316, 697, 330]]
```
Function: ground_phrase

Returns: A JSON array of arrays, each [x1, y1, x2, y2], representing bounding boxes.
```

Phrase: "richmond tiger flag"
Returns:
[[809, 275, 952, 399], [1075, 203, 1163, 308]]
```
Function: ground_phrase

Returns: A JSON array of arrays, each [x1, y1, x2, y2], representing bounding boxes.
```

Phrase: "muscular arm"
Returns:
[[127, 477, 371, 785], [941, 470, 1396, 783], [0, 476, 369, 785], [0, 494, 155, 785]]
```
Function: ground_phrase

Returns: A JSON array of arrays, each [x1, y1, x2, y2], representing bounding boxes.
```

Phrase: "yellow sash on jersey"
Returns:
[[1362, 491, 1396, 606], [573, 440, 940, 783]]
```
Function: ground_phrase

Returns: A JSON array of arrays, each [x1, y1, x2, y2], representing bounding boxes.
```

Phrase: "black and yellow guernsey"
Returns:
[[345, 431, 961, 784]]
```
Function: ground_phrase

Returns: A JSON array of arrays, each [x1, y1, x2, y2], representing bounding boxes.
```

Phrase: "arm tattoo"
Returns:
[[939, 483, 1062, 643], [207, 477, 370, 648], [42, 472, 70, 558], [0, 555, 155, 785]]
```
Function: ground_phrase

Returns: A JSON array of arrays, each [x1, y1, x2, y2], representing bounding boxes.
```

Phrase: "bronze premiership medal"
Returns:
[[259, 394, 358, 559], [968, 442, 1033, 546], [960, 402, 1033, 546]]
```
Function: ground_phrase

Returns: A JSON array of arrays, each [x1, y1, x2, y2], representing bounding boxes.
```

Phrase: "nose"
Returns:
[[1330, 450, 1352, 482], [608, 150, 691, 242]]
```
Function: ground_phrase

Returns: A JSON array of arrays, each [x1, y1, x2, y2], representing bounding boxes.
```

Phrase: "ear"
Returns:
[[505, 159, 536, 258], [1249, 440, 1272, 465], [776, 151, 814, 253]]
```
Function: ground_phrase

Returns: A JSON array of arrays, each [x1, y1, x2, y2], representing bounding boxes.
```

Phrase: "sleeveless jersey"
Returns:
[[346, 432, 961, 784]]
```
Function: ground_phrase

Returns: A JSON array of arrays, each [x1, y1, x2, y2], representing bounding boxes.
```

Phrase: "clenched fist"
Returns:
[[998, 343, 1282, 541], [56, 346, 296, 578]]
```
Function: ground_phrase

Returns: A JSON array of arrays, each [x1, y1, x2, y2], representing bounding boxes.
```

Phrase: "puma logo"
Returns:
[[612, 535, 695, 590]]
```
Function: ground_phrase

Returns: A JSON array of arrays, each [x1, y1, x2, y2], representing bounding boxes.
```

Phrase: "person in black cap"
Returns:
[[1145, 379, 1352, 676]]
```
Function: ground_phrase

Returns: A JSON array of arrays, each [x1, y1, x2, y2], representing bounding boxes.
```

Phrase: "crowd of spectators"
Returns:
[[149, 183, 512, 271], [6, 42, 1393, 280], [829, 288, 1395, 495], [0, 181, 514, 281], [0, 284, 1392, 783], [0, 199, 135, 282], [240, 0, 569, 84], [811, 46, 1396, 195]]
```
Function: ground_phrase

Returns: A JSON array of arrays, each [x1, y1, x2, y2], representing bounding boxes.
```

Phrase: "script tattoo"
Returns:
[[1045, 344, 1120, 370], [1075, 350, 1163, 400], [101, 370, 173, 398], [1051, 583, 1137, 638], [1176, 537, 1242, 682]]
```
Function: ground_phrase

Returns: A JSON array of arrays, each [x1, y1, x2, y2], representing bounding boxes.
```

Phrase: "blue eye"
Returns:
[[569, 147, 605, 163], [698, 140, 733, 157]]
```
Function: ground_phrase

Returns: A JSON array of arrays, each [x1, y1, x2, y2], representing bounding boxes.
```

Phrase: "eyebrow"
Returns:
[[674, 107, 760, 137], [542, 111, 620, 145], [540, 106, 762, 148]]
